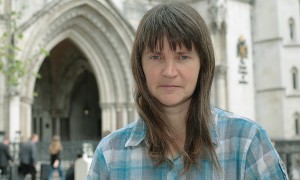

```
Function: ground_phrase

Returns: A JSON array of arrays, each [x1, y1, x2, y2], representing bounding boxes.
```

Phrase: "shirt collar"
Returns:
[[125, 119, 147, 147], [125, 109, 220, 148], [210, 109, 220, 147]]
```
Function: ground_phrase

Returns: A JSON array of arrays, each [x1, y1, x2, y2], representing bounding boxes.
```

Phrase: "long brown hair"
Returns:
[[49, 135, 63, 154], [131, 2, 220, 173]]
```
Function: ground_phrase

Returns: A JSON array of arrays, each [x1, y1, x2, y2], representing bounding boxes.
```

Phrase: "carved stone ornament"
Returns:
[[208, 0, 227, 31], [237, 35, 248, 59], [237, 35, 248, 84]]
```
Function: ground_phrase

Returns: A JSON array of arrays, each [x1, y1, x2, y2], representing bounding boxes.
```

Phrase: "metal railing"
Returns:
[[273, 139, 300, 180]]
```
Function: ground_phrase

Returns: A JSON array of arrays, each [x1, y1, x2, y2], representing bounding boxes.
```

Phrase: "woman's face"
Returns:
[[142, 36, 200, 108]]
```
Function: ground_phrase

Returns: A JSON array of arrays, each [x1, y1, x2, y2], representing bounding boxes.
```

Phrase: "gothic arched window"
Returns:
[[291, 67, 299, 90], [288, 17, 295, 40]]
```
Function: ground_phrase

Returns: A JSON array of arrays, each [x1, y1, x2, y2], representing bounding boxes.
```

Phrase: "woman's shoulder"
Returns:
[[213, 107, 265, 139], [97, 120, 144, 152]]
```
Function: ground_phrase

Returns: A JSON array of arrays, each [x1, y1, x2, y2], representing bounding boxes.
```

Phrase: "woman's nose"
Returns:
[[161, 59, 177, 77]]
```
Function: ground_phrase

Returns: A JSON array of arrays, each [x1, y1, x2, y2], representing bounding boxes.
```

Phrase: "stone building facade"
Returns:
[[0, 0, 299, 146], [0, 0, 137, 142]]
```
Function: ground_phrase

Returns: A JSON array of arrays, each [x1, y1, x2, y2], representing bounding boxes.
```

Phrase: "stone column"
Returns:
[[19, 96, 33, 141], [0, 75, 5, 130], [208, 0, 228, 110], [215, 65, 227, 109], [100, 103, 110, 132], [100, 103, 117, 132], [0, 0, 10, 135], [116, 106, 122, 129], [127, 104, 135, 123], [9, 95, 20, 142], [110, 104, 116, 131], [116, 103, 130, 129], [51, 117, 60, 136]]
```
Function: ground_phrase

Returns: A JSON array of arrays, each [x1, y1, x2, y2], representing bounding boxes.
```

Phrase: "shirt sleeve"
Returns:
[[244, 127, 288, 179], [87, 145, 109, 180]]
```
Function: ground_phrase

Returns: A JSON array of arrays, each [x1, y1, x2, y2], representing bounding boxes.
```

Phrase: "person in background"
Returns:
[[48, 135, 65, 180], [18, 134, 39, 180], [88, 2, 288, 179], [0, 136, 13, 177]]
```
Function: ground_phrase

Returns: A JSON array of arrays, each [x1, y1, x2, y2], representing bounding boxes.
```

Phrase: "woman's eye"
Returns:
[[179, 55, 189, 60], [150, 55, 160, 60]]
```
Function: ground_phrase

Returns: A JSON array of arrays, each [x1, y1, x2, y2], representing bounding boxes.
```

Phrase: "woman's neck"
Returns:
[[164, 100, 190, 153], [164, 100, 189, 131]]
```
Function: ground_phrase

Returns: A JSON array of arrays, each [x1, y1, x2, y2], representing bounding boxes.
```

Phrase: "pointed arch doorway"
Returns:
[[18, 0, 136, 141], [32, 39, 101, 141]]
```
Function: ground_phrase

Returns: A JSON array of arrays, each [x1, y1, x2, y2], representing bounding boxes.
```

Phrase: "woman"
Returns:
[[88, 2, 288, 179], [48, 135, 65, 180]]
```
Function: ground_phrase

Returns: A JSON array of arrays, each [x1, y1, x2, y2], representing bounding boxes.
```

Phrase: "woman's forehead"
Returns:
[[144, 37, 193, 52]]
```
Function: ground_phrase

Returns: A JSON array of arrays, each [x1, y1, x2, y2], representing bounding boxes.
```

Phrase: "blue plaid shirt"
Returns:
[[88, 108, 288, 179]]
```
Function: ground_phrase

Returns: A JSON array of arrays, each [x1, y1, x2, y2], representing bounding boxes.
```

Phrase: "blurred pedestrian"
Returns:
[[18, 134, 39, 180], [48, 135, 65, 180], [0, 136, 13, 177]]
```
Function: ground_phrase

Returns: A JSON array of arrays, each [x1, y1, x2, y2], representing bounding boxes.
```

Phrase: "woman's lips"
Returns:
[[159, 85, 180, 91]]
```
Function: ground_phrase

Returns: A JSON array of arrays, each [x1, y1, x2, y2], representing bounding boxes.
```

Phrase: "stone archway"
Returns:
[[17, 0, 136, 140], [32, 39, 103, 141]]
